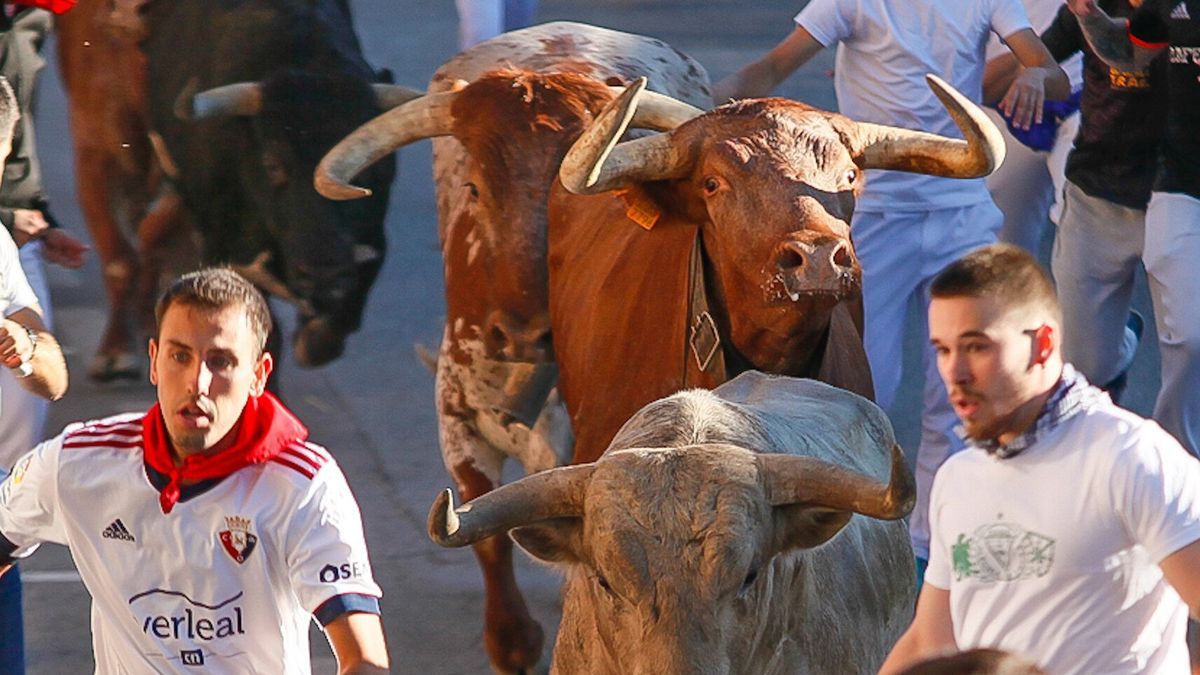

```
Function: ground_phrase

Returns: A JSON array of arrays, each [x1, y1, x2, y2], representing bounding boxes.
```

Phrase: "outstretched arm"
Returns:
[[1068, 0, 1166, 72], [996, 28, 1071, 129], [712, 25, 825, 103]]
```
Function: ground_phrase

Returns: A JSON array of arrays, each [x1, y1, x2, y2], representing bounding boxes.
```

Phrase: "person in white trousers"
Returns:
[[455, 0, 538, 50]]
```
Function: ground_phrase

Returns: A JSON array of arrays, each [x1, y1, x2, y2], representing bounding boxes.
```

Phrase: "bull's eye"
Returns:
[[596, 573, 614, 597], [465, 182, 480, 199], [844, 169, 858, 184], [703, 176, 721, 195]]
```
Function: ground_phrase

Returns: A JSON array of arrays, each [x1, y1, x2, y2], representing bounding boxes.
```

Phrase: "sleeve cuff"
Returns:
[[313, 592, 381, 627]]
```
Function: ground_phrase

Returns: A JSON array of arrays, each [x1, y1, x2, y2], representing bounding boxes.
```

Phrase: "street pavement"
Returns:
[[17, 1, 1161, 673]]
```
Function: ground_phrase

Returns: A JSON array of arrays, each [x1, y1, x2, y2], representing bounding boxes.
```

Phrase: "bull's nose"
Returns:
[[484, 310, 554, 362], [775, 238, 854, 275]]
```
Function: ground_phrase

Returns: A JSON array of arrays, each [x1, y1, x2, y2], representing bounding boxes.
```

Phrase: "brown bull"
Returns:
[[315, 22, 711, 673], [56, 0, 193, 380], [429, 372, 918, 674], [549, 75, 1004, 462]]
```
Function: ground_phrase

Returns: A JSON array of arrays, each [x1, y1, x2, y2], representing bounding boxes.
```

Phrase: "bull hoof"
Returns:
[[292, 317, 347, 368], [87, 353, 142, 383]]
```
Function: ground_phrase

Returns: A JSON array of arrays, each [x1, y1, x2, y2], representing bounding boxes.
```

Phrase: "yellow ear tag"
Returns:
[[617, 188, 661, 230]]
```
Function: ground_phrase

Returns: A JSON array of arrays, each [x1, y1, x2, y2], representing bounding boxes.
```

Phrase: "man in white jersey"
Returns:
[[881, 244, 1200, 674], [0, 268, 389, 674], [713, 1, 1069, 581]]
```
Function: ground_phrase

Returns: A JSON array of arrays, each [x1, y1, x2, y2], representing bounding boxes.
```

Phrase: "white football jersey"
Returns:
[[0, 413, 382, 674]]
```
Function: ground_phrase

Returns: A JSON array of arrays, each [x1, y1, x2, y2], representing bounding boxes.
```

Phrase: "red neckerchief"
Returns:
[[141, 392, 308, 514], [7, 1, 77, 14]]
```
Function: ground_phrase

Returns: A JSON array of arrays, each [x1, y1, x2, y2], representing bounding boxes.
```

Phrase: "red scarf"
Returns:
[[8, 1, 77, 14], [142, 392, 308, 514]]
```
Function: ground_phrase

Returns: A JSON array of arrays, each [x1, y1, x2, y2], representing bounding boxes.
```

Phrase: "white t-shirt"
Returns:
[[926, 402, 1200, 675], [0, 227, 38, 437], [0, 413, 382, 674], [796, 0, 1031, 211]]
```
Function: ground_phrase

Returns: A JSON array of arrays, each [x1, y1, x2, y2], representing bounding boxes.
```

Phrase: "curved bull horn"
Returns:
[[428, 464, 596, 547], [371, 84, 425, 110], [314, 91, 458, 201], [853, 74, 1005, 178], [758, 444, 914, 520], [190, 82, 263, 120], [559, 77, 702, 195]]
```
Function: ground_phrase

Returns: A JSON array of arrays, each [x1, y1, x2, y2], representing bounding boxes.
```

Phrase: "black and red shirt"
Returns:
[[1045, 0, 1168, 209], [1129, 0, 1200, 198]]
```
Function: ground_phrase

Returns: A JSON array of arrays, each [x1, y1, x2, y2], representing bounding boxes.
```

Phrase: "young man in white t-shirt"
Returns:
[[714, 1, 1069, 578], [880, 244, 1200, 674], [0, 268, 389, 674]]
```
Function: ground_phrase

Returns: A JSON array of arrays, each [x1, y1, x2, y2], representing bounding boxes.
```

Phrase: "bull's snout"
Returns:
[[775, 235, 859, 299], [484, 310, 554, 363]]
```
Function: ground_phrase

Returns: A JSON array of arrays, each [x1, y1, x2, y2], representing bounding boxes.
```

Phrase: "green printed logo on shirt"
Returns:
[[951, 522, 1055, 582]]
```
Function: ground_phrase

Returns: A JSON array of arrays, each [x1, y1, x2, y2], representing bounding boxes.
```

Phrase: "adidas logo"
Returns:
[[1171, 2, 1190, 19], [102, 519, 135, 543]]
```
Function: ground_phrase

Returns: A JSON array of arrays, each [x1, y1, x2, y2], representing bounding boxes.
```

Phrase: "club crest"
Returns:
[[218, 515, 257, 564]]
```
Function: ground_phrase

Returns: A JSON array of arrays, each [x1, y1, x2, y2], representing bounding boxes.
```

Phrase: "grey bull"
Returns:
[[430, 371, 917, 674]]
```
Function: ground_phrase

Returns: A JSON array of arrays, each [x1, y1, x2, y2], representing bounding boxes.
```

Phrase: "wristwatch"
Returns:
[[13, 325, 36, 378]]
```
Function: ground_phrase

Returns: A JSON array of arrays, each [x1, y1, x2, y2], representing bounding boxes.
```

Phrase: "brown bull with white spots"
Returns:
[[316, 22, 711, 673], [548, 74, 1004, 463], [429, 372, 917, 674]]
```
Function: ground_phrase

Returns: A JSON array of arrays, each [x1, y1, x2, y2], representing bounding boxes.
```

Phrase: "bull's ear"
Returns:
[[511, 518, 584, 564], [770, 505, 852, 555]]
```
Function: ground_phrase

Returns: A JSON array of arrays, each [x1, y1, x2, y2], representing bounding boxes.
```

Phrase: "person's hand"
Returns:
[[1067, 0, 1099, 17], [0, 319, 34, 371], [40, 228, 90, 269], [10, 209, 49, 247], [1000, 68, 1048, 130]]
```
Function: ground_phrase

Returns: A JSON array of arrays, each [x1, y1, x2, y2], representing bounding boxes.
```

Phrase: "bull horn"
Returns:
[[428, 464, 595, 547], [758, 444, 914, 520], [191, 82, 263, 120], [854, 74, 1005, 178], [559, 77, 700, 195], [314, 91, 458, 201], [371, 84, 425, 110]]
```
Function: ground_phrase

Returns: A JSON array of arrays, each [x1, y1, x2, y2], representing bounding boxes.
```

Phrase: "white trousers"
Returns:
[[853, 201, 1001, 558], [0, 242, 51, 469], [1144, 191, 1200, 457], [1052, 181, 1144, 387], [985, 108, 1078, 252]]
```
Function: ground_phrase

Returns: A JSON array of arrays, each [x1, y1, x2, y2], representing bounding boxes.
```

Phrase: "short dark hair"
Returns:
[[0, 77, 20, 153], [931, 244, 1062, 325], [155, 268, 272, 356]]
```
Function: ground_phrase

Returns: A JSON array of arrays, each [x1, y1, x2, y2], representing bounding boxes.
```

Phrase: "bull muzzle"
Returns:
[[773, 234, 859, 301]]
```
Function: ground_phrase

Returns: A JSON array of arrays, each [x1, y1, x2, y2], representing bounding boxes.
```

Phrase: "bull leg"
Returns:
[[437, 353, 544, 674], [131, 189, 188, 337], [74, 148, 142, 381]]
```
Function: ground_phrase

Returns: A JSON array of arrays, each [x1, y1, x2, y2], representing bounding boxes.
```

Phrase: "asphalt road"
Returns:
[[17, 0, 1161, 673]]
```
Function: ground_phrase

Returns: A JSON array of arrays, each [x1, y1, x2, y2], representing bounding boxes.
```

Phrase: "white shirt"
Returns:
[[926, 402, 1200, 674], [0, 413, 382, 674], [0, 227, 38, 437], [796, 0, 1031, 211]]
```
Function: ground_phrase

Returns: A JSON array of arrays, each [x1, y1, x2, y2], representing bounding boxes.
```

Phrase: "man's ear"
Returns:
[[1033, 324, 1054, 366], [511, 518, 584, 564], [148, 339, 159, 386], [253, 351, 274, 396]]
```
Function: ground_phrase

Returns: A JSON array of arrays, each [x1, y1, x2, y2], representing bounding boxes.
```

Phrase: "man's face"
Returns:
[[149, 303, 272, 457], [929, 295, 1047, 443]]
